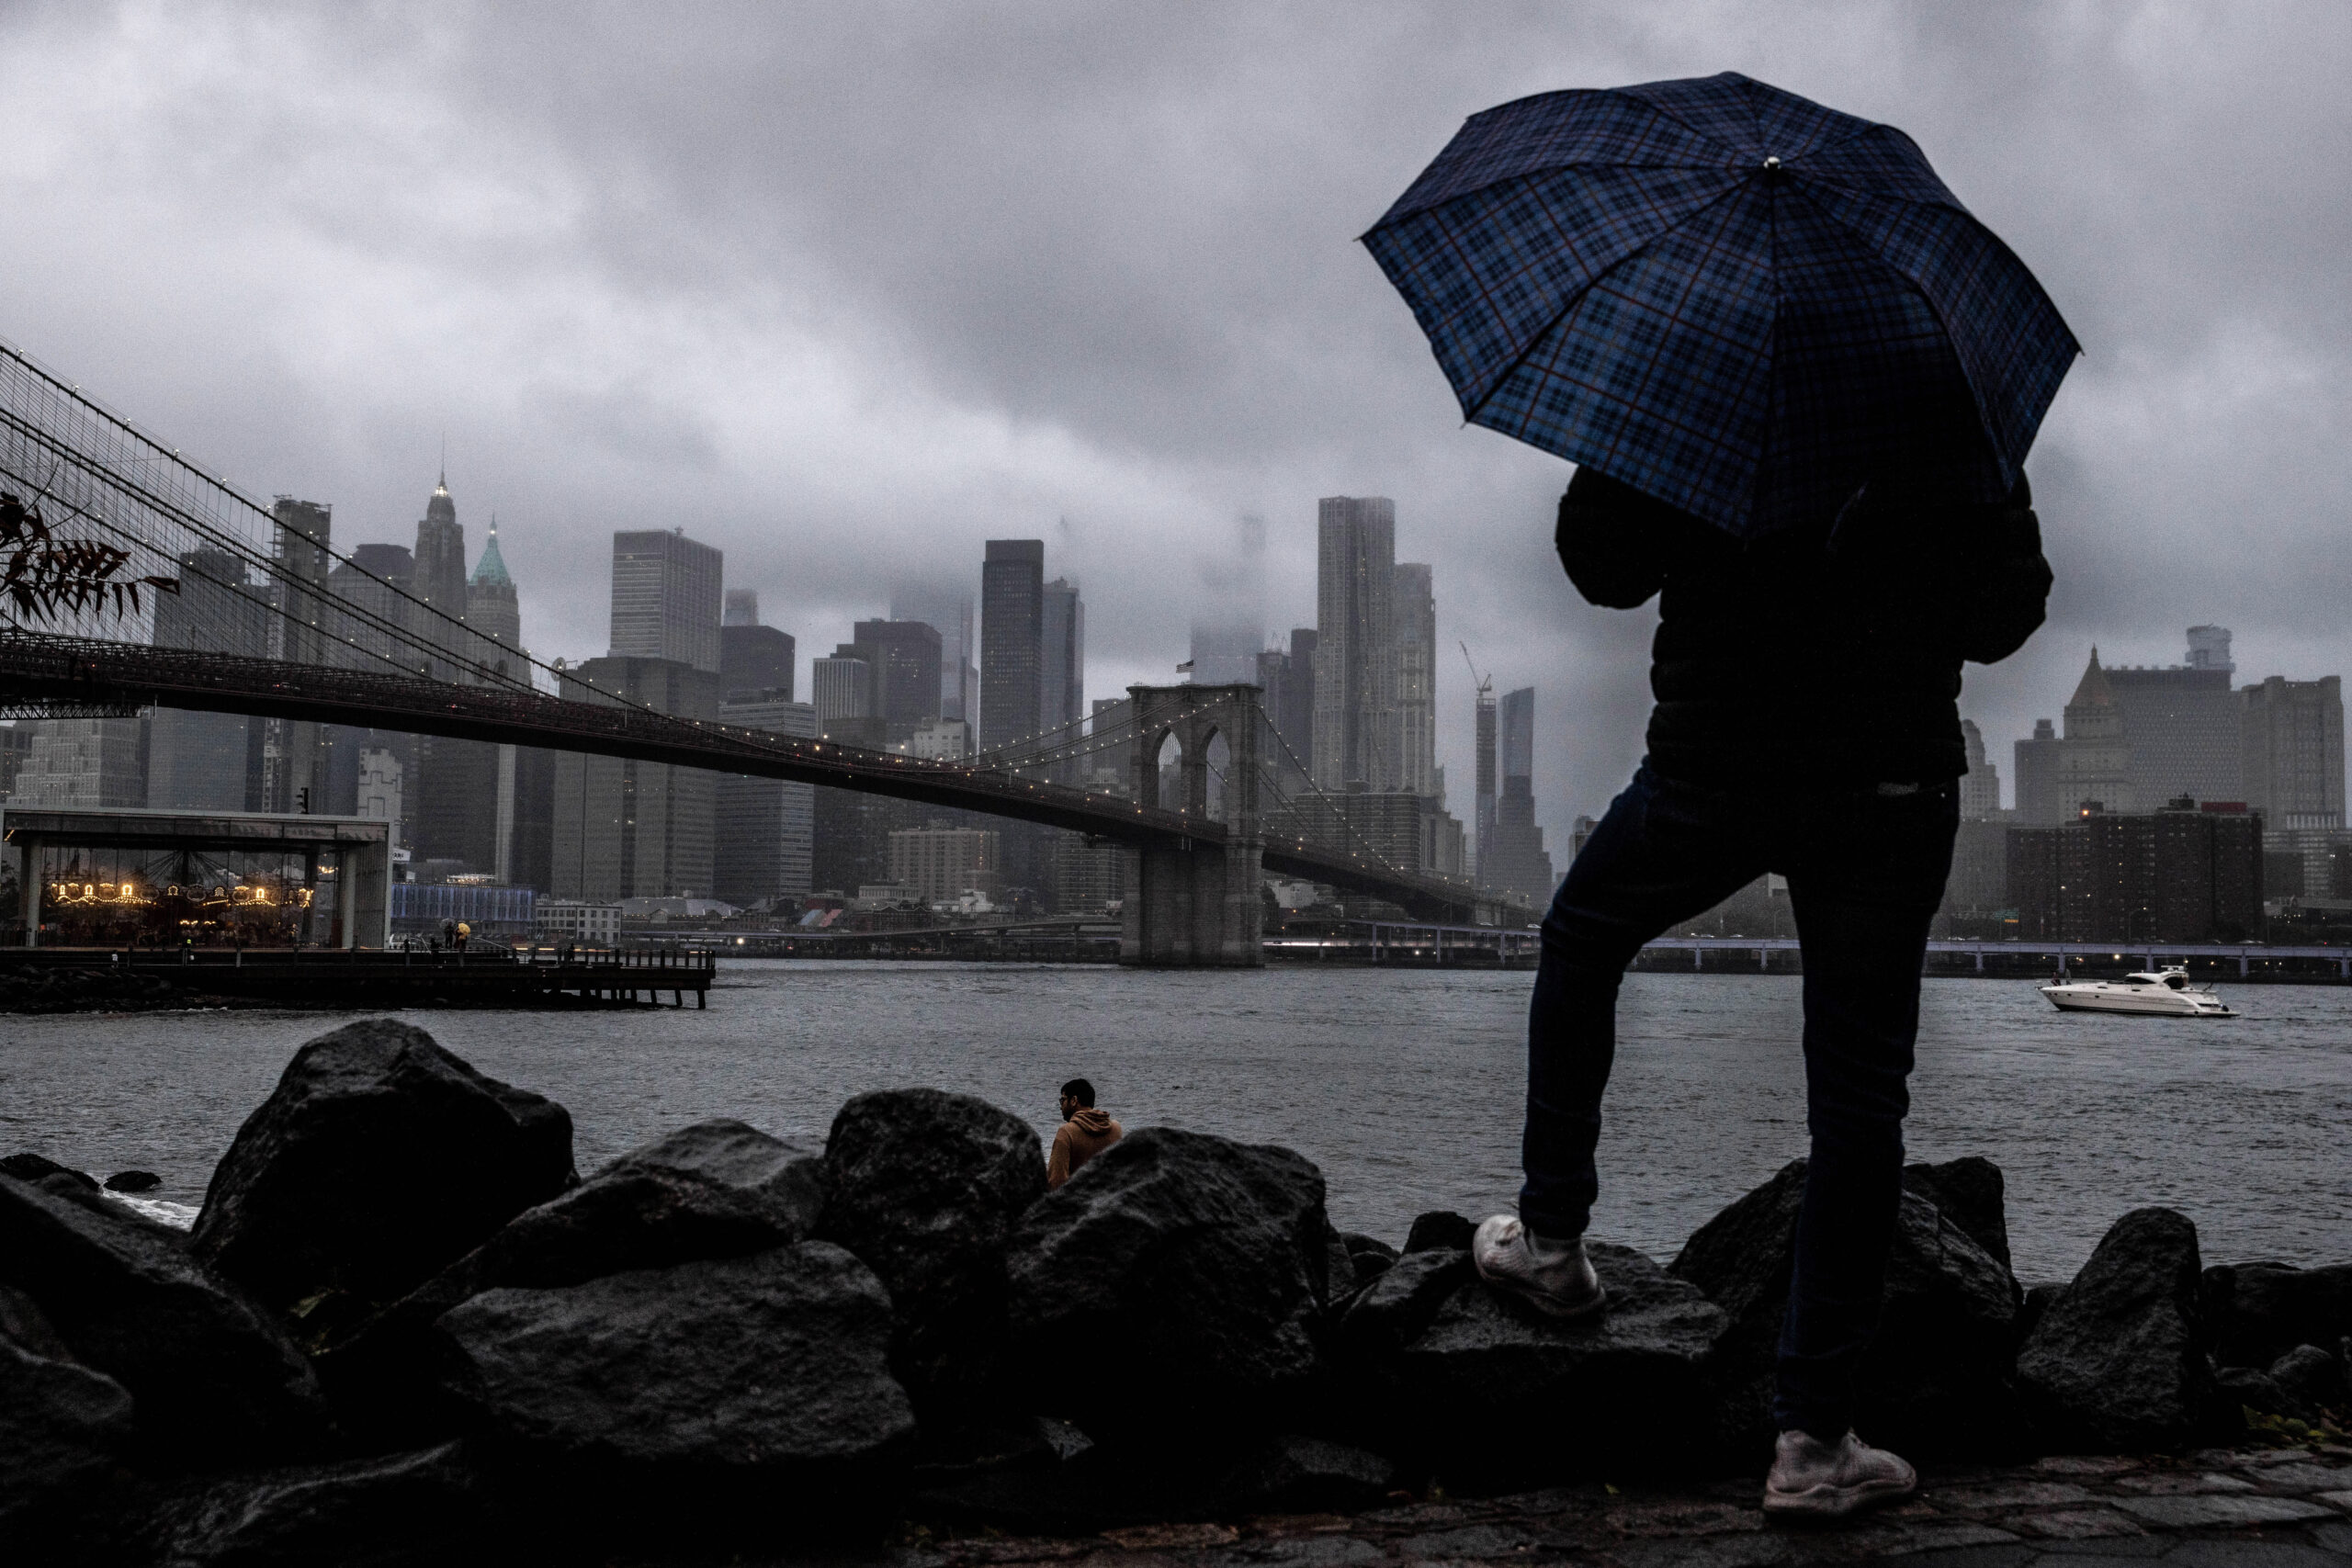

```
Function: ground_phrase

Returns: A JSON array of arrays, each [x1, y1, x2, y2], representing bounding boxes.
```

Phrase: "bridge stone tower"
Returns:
[[1122, 682, 1264, 967]]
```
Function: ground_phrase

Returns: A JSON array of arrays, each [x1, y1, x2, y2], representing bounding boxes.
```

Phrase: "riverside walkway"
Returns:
[[895, 1442, 2352, 1568]]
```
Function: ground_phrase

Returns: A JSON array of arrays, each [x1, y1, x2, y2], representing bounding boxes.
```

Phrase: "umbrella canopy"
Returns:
[[1363, 72, 2080, 536]]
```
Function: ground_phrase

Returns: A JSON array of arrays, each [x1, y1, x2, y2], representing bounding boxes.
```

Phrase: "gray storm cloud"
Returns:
[[1, 1, 2346, 838]]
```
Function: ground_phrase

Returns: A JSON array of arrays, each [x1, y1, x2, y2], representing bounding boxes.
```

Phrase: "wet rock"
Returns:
[[137, 1442, 490, 1567], [1344, 1232, 1401, 1287], [1004, 1127, 1329, 1442], [1381, 1244, 1726, 1484], [0, 1171, 327, 1460], [2203, 1259, 2352, 1369], [1903, 1156, 2013, 1273], [1218, 1433, 1396, 1514], [1405, 1210, 1476, 1254], [319, 1119, 824, 1441], [104, 1171, 163, 1194], [1339, 1247, 1475, 1359], [817, 1089, 1045, 1418], [437, 1242, 913, 1513], [2017, 1207, 2212, 1450], [2267, 1342, 2347, 1418], [190, 1020, 577, 1316], [1323, 1225, 1359, 1307], [1670, 1158, 2018, 1457], [2, 1152, 96, 1190], [2214, 1364, 2289, 1423], [0, 1282, 77, 1362], [0, 1325, 134, 1540]]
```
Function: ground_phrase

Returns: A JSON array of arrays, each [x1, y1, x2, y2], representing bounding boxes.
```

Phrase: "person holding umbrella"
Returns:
[[1363, 73, 2075, 1517]]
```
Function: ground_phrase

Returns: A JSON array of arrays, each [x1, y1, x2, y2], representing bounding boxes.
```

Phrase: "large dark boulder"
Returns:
[[0, 1288, 135, 1543], [1338, 1247, 1475, 1360], [2017, 1206, 2211, 1450], [1669, 1157, 2018, 1457], [135, 1442, 490, 1567], [2, 1153, 96, 1190], [190, 1021, 576, 1317], [1404, 1211, 1476, 1254], [319, 1119, 824, 1441], [1903, 1156, 2013, 1273], [437, 1243, 913, 1514], [1342, 1232, 1400, 1289], [0, 1172, 326, 1460], [1378, 1244, 1725, 1483], [817, 1089, 1046, 1416], [2203, 1260, 2352, 1369], [1003, 1127, 1328, 1441]]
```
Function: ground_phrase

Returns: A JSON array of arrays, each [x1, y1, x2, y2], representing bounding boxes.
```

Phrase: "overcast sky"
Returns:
[[4, 2, 2347, 840]]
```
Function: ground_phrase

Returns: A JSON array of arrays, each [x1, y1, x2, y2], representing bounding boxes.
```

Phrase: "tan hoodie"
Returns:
[[1046, 1107, 1123, 1189]]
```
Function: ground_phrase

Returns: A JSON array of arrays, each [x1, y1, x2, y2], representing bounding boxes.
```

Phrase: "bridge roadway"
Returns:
[[0, 630, 1505, 925]]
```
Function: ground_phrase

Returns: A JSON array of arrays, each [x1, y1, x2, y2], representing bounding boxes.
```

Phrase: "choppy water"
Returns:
[[3, 963, 2346, 1281]]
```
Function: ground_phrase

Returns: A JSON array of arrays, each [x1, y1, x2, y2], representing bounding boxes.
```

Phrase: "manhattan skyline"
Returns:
[[4, 6, 2349, 853]]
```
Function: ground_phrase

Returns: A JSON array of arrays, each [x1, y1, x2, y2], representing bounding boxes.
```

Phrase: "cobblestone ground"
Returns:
[[890, 1446, 2352, 1568]]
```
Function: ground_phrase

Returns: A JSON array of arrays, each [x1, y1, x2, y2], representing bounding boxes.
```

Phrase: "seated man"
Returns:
[[1046, 1078, 1123, 1189]]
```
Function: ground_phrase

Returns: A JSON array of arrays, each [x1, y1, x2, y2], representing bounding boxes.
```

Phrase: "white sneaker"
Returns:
[[1471, 1214, 1607, 1320], [1761, 1428, 1917, 1518]]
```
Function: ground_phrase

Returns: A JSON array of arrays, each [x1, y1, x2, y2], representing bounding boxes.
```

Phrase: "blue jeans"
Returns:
[[1518, 765, 1958, 1441]]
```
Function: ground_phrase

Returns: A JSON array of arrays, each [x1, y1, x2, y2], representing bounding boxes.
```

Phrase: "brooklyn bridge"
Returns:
[[0, 342, 1528, 964]]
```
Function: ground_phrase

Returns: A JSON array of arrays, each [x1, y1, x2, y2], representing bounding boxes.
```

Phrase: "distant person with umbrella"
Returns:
[[1364, 73, 2075, 1517]]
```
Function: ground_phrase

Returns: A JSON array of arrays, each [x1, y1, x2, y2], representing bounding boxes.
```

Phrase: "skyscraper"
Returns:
[[848, 619, 944, 742], [1040, 577, 1084, 758], [2056, 649, 2134, 814], [1959, 719, 2003, 820], [2243, 675, 2345, 830], [1256, 628, 1317, 786], [715, 696, 819, 908], [2010, 718, 2060, 825], [609, 530, 723, 673], [412, 476, 469, 678], [2105, 628, 2243, 807], [409, 479, 500, 871], [890, 581, 978, 725], [549, 657, 721, 900], [466, 518, 522, 678], [812, 656, 871, 725], [466, 521, 532, 882], [1393, 562, 1436, 799], [980, 540, 1045, 753], [264, 497, 334, 814], [1473, 677, 1497, 881], [1189, 620, 1261, 686], [1483, 686, 1555, 902], [718, 591, 796, 702], [1313, 496, 1397, 791], [148, 547, 269, 811]]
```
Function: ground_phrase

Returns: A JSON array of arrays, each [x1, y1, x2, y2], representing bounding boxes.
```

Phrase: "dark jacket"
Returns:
[[1556, 468, 2052, 787]]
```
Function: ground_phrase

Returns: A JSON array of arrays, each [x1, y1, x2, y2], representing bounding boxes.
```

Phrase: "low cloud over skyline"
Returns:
[[4, 3, 2348, 837]]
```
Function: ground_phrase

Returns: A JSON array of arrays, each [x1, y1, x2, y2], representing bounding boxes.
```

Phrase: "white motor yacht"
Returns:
[[2039, 966, 2236, 1017]]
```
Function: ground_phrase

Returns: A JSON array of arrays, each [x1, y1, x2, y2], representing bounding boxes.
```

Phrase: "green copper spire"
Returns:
[[471, 514, 513, 587]]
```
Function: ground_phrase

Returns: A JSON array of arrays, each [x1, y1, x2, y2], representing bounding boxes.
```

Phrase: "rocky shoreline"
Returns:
[[1, 1018, 2346, 1565]]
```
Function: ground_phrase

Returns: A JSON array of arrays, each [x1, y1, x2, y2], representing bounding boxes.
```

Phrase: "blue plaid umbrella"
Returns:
[[1363, 72, 2080, 536]]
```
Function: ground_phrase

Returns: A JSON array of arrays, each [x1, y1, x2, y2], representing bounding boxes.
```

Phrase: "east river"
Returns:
[[4, 963, 2347, 1282]]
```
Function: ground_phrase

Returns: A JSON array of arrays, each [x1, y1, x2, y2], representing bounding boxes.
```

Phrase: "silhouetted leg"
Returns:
[[1520, 768, 1766, 1238], [1772, 786, 1958, 1440]]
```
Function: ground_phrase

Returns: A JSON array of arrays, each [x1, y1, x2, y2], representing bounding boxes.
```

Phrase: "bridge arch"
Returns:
[[1122, 683, 1262, 965]]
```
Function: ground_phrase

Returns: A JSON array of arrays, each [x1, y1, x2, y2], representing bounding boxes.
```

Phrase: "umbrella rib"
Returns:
[[1452, 176, 1758, 431]]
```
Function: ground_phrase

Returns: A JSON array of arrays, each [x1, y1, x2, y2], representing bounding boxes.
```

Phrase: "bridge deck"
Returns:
[[0, 631, 1506, 924]]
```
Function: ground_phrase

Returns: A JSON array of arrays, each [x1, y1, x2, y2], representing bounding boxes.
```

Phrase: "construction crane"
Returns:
[[1458, 640, 1491, 701]]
